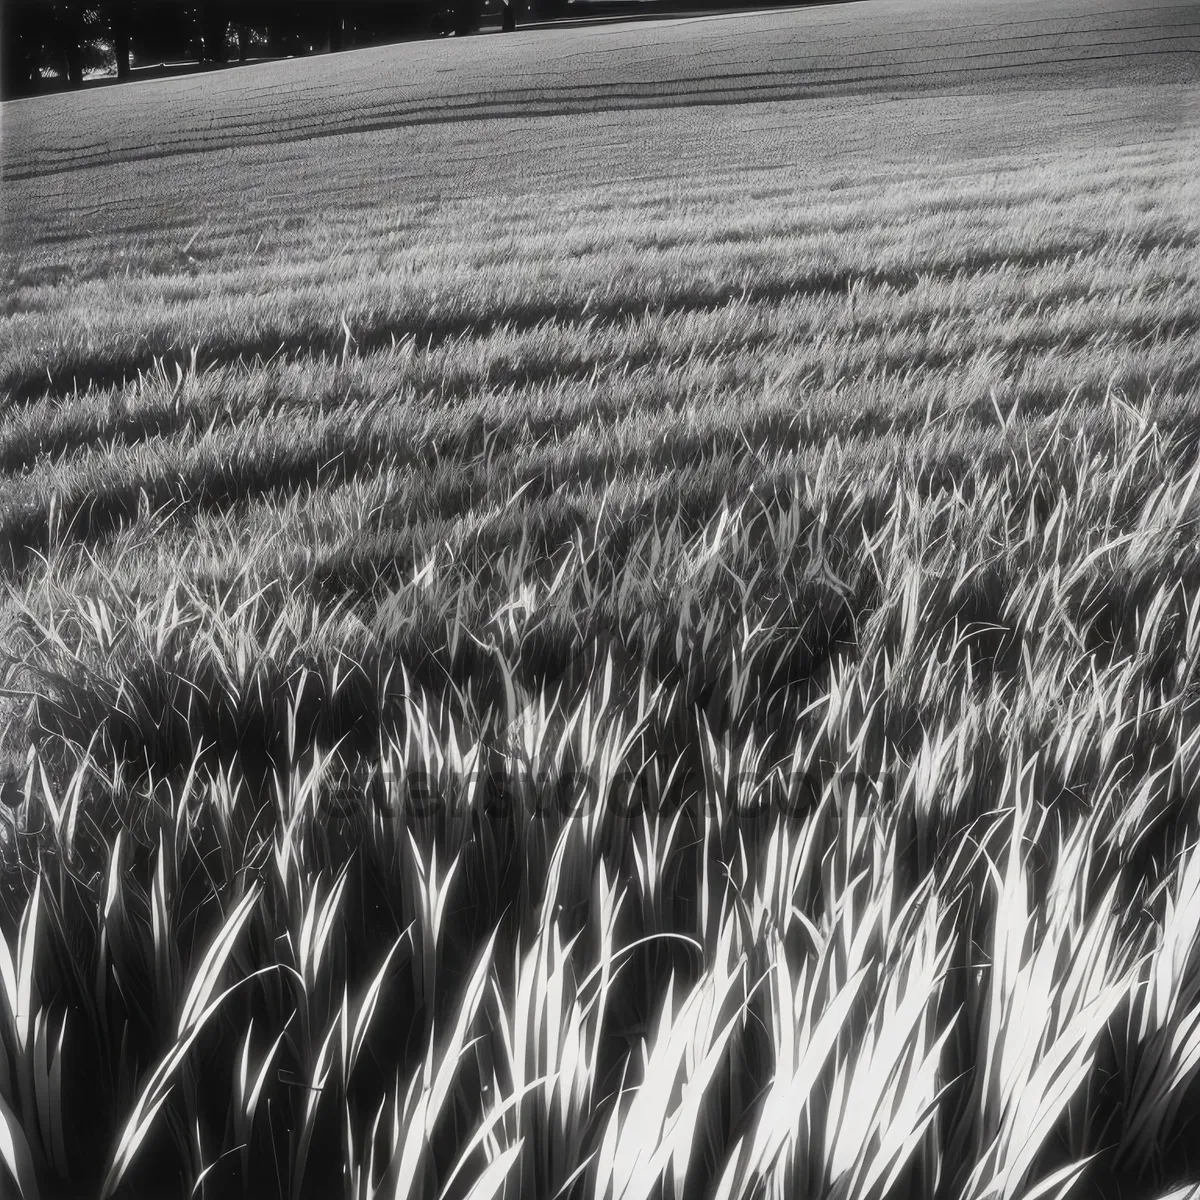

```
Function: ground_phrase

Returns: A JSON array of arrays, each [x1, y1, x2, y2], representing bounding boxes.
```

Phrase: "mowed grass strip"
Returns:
[[3, 0, 1196, 178]]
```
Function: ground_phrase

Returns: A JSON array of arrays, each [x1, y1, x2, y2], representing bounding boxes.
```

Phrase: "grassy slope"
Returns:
[[1, 0, 1200, 1197], [3, 0, 1198, 177]]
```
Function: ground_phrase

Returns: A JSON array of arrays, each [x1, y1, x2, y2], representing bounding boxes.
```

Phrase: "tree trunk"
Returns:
[[237, 23, 248, 61], [63, 38, 84, 86], [114, 30, 130, 76], [201, 1, 226, 62], [112, 0, 132, 78]]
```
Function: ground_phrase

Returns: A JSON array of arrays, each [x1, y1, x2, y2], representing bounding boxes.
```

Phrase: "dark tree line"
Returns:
[[2, 0, 556, 97]]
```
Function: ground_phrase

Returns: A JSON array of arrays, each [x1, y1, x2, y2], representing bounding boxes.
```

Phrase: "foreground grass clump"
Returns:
[[5, 400, 1200, 1199], [1, 126, 1198, 1198]]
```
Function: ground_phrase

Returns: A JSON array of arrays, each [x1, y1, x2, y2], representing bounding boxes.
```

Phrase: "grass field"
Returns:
[[2, 0, 1200, 1196]]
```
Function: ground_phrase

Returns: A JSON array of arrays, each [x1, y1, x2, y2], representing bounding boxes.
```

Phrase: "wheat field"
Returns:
[[2, 0, 1200, 1197]]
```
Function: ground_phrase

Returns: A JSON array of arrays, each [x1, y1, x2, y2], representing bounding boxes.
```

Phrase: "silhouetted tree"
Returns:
[[127, 0, 197, 67], [109, 0, 132, 77], [453, 0, 479, 35], [327, 3, 344, 50], [48, 1, 99, 84], [0, 0, 562, 96], [2, 1, 107, 91], [198, 0, 227, 61], [1, 1, 39, 94]]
